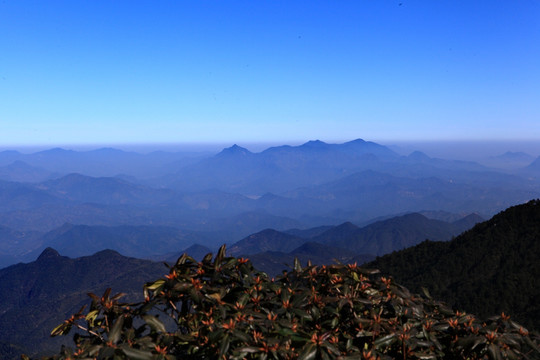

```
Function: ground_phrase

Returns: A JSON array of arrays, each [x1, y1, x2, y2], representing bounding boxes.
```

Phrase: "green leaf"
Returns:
[[101, 288, 112, 300], [215, 244, 227, 268], [237, 346, 261, 353], [108, 315, 124, 344], [145, 279, 165, 291], [86, 309, 100, 327], [321, 349, 332, 360], [421, 287, 432, 299], [50, 323, 70, 337], [142, 314, 167, 333], [323, 342, 340, 356], [298, 343, 317, 360], [412, 352, 437, 360], [373, 333, 396, 348], [219, 333, 230, 357], [175, 253, 189, 266], [358, 268, 380, 275], [111, 292, 127, 301], [202, 252, 213, 263], [120, 346, 154, 360], [232, 329, 251, 343], [294, 257, 302, 272], [456, 335, 486, 350], [338, 355, 362, 360], [487, 343, 502, 360]]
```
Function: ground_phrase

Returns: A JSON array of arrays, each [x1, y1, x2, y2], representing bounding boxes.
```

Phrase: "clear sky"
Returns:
[[1, 0, 539, 147]]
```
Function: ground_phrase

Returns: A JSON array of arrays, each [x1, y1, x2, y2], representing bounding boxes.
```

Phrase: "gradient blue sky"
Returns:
[[1, 1, 539, 148]]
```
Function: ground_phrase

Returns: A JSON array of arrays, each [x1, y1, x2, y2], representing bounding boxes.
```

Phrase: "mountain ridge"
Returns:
[[368, 199, 540, 330], [0, 247, 165, 358]]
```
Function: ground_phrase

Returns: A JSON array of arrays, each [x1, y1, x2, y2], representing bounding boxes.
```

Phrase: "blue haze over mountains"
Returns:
[[1, 138, 540, 269]]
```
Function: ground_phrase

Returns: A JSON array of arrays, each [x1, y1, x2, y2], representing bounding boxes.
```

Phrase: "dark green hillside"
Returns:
[[369, 199, 540, 330], [0, 248, 164, 358]]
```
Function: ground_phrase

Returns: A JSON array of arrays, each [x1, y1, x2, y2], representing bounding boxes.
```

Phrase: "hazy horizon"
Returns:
[[2, 139, 540, 162]]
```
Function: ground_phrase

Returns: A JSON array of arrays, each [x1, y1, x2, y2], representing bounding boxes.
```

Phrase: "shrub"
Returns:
[[35, 245, 540, 359]]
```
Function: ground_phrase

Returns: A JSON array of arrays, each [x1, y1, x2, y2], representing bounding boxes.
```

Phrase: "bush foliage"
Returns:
[[36, 245, 539, 360]]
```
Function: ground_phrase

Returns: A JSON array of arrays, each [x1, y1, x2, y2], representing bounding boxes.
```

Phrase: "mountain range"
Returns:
[[227, 211, 483, 274], [0, 207, 482, 270], [1, 138, 538, 269], [0, 200, 538, 359]]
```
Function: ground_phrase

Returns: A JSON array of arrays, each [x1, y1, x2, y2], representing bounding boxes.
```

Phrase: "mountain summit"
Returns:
[[36, 247, 61, 261], [217, 144, 253, 157]]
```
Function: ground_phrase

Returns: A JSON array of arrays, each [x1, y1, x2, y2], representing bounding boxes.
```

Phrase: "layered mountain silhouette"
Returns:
[[0, 248, 165, 358], [162, 138, 508, 195], [37, 173, 176, 205], [0, 139, 539, 268], [0, 147, 208, 179], [525, 156, 540, 175], [482, 151, 537, 170], [227, 212, 483, 274], [228, 229, 306, 256], [36, 224, 209, 259], [0, 161, 57, 183], [314, 212, 483, 255]]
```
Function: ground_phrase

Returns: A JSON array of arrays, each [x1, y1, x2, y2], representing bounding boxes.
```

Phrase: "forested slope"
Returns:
[[369, 199, 540, 330]]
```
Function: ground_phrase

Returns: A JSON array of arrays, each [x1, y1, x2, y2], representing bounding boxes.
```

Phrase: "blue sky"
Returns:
[[1, 1, 539, 147]]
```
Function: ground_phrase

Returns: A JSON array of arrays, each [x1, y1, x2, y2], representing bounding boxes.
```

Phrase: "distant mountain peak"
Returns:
[[341, 139, 372, 148], [229, 144, 245, 150], [408, 151, 431, 161], [526, 156, 540, 170], [37, 247, 61, 261], [0, 149, 21, 155], [38, 147, 74, 154], [399, 212, 428, 220], [93, 249, 123, 258], [336, 221, 359, 230], [341, 139, 399, 158], [301, 140, 328, 147], [494, 151, 532, 159], [92, 147, 124, 154], [218, 144, 252, 156]]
